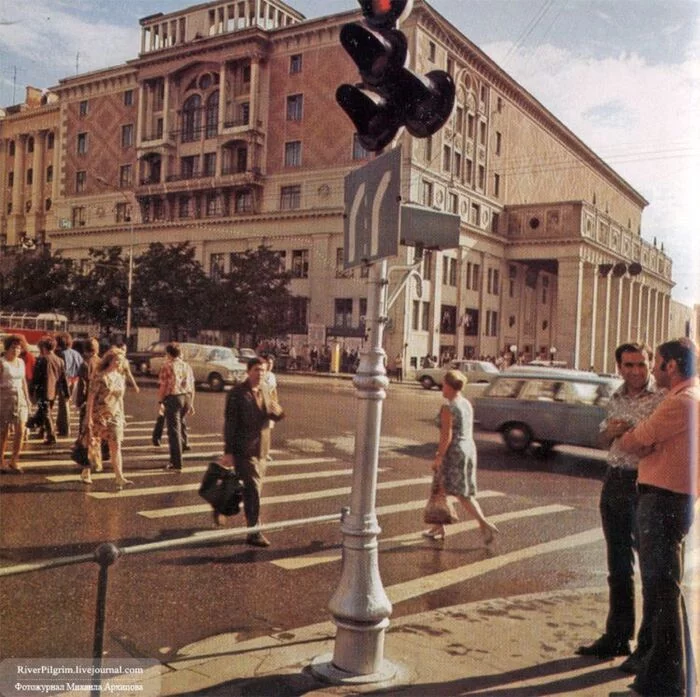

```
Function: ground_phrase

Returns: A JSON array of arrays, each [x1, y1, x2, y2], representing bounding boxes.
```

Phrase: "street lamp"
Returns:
[[95, 176, 135, 343]]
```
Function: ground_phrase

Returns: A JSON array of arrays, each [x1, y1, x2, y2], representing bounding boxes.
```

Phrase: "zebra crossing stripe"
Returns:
[[272, 503, 571, 569], [45, 457, 339, 482], [138, 477, 433, 519], [385, 528, 603, 605]]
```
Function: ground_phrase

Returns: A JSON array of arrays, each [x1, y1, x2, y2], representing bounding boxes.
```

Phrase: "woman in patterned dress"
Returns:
[[84, 349, 133, 489], [0, 335, 31, 473], [423, 369, 499, 544]]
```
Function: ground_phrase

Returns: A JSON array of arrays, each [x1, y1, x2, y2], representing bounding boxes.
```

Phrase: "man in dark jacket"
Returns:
[[31, 337, 67, 445], [222, 357, 283, 546]]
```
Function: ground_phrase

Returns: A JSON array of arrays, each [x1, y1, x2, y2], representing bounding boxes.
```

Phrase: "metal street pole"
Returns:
[[313, 258, 398, 684]]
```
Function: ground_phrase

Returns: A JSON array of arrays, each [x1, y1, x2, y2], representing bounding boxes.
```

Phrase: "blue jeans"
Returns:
[[633, 485, 696, 697]]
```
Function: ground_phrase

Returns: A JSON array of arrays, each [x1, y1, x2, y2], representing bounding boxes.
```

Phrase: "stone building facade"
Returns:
[[0, 0, 676, 370]]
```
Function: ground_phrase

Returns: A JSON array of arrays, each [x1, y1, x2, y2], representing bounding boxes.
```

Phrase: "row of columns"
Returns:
[[558, 257, 671, 371], [0, 130, 58, 245]]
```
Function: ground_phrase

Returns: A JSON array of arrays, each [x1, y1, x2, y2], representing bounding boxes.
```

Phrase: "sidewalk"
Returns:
[[134, 586, 639, 697]]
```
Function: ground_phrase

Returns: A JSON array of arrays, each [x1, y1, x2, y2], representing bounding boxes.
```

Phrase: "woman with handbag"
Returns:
[[423, 369, 499, 544], [84, 349, 133, 490]]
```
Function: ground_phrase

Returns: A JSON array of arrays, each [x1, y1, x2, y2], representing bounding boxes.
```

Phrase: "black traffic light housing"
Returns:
[[337, 0, 455, 152]]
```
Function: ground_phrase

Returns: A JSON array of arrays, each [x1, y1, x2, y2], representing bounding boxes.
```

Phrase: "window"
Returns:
[[121, 124, 134, 148], [442, 256, 457, 286], [116, 202, 131, 222], [182, 94, 202, 142], [487, 268, 500, 294], [286, 94, 303, 121], [205, 91, 219, 138], [284, 141, 302, 167], [290, 54, 302, 74], [334, 298, 353, 327], [7, 171, 13, 188], [72, 206, 86, 227], [280, 185, 301, 210], [289, 296, 308, 329], [464, 308, 479, 336], [210, 253, 225, 281], [422, 180, 434, 207], [336, 248, 353, 278], [77, 132, 88, 155], [495, 131, 502, 155], [485, 310, 498, 336], [205, 192, 219, 216], [352, 134, 370, 160], [27, 137, 34, 153], [9, 141, 15, 156], [470, 202, 480, 225], [275, 250, 287, 270], [454, 151, 462, 179], [440, 305, 456, 334], [412, 300, 420, 330], [421, 301, 430, 331], [493, 173, 500, 198], [203, 152, 217, 176], [443, 145, 451, 171], [465, 159, 473, 184], [423, 251, 433, 281], [75, 170, 86, 193], [291, 249, 309, 278], [79, 100, 89, 116], [448, 192, 458, 214], [26, 168, 33, 185], [425, 135, 433, 163], [478, 164, 485, 190], [497, 96, 503, 113], [45, 198, 52, 211], [119, 164, 132, 187], [235, 189, 253, 213], [466, 262, 480, 290], [124, 90, 134, 106], [181, 155, 198, 178], [178, 196, 191, 218], [467, 113, 475, 139], [428, 41, 436, 61], [153, 198, 165, 220], [46, 165, 53, 183], [479, 121, 487, 145], [47, 133, 54, 149], [455, 106, 464, 132]]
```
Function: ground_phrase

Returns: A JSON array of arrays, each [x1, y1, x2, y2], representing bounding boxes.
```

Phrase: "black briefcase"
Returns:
[[198, 462, 244, 516]]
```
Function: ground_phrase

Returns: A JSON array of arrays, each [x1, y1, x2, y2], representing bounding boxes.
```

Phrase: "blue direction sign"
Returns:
[[343, 146, 402, 269]]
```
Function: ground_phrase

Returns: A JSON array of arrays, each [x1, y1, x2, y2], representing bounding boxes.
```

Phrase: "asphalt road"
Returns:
[[1, 373, 684, 663]]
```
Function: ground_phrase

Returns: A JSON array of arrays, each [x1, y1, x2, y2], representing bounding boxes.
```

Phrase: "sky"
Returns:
[[1, 0, 698, 306]]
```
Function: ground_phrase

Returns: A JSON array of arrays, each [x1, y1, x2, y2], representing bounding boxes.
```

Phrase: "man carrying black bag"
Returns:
[[220, 357, 284, 547], [199, 462, 244, 523]]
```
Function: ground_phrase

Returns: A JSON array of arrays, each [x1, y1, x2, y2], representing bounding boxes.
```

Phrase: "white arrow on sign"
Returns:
[[348, 181, 366, 264], [371, 170, 392, 257]]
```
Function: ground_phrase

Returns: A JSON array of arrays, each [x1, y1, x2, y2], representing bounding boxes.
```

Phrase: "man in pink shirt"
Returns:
[[611, 338, 699, 697]]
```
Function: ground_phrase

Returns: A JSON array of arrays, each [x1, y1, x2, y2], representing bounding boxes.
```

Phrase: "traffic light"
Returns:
[[336, 0, 455, 152]]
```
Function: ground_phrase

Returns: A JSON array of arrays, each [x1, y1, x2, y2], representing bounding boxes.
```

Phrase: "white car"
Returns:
[[415, 359, 500, 390], [150, 343, 247, 391]]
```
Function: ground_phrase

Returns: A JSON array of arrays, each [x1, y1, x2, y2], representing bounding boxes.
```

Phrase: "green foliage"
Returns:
[[132, 242, 215, 339], [0, 248, 75, 313], [214, 245, 294, 342]]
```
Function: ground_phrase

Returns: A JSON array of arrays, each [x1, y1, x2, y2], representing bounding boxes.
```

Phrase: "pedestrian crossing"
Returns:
[[4, 415, 609, 600]]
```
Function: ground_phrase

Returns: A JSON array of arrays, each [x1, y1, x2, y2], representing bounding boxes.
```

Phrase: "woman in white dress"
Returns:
[[0, 335, 31, 473]]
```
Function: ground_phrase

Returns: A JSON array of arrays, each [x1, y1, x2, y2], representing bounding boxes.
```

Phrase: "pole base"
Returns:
[[309, 653, 404, 686]]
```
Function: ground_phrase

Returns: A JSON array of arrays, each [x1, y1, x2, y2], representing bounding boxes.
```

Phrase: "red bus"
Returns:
[[0, 311, 69, 344]]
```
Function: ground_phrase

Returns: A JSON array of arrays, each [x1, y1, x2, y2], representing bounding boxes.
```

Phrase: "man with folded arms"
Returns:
[[610, 338, 699, 697]]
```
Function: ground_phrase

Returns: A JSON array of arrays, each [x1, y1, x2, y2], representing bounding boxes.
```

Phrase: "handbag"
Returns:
[[70, 440, 91, 468], [423, 492, 459, 525], [199, 462, 244, 517]]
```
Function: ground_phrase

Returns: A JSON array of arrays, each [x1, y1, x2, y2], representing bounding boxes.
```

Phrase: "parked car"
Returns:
[[127, 341, 168, 374], [474, 366, 622, 454], [415, 359, 500, 390], [149, 343, 247, 391]]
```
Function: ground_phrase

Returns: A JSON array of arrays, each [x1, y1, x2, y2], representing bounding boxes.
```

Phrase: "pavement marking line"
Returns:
[[272, 502, 570, 570], [45, 457, 340, 482], [138, 476, 433, 519], [385, 527, 604, 605], [89, 468, 358, 498]]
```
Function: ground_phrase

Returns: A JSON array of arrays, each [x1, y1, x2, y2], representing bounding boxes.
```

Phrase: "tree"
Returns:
[[132, 242, 214, 339], [1, 248, 76, 313], [214, 245, 294, 344], [71, 247, 129, 334]]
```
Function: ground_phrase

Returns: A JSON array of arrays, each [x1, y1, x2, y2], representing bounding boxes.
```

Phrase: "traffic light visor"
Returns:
[[336, 84, 401, 151]]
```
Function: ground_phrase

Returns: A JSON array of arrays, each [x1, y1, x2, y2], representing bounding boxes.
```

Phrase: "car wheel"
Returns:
[[208, 373, 224, 391], [138, 361, 149, 374], [533, 441, 555, 457], [420, 376, 436, 390], [502, 423, 533, 453]]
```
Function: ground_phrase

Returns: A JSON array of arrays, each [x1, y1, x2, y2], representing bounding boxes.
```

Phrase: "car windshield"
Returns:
[[208, 347, 233, 362]]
